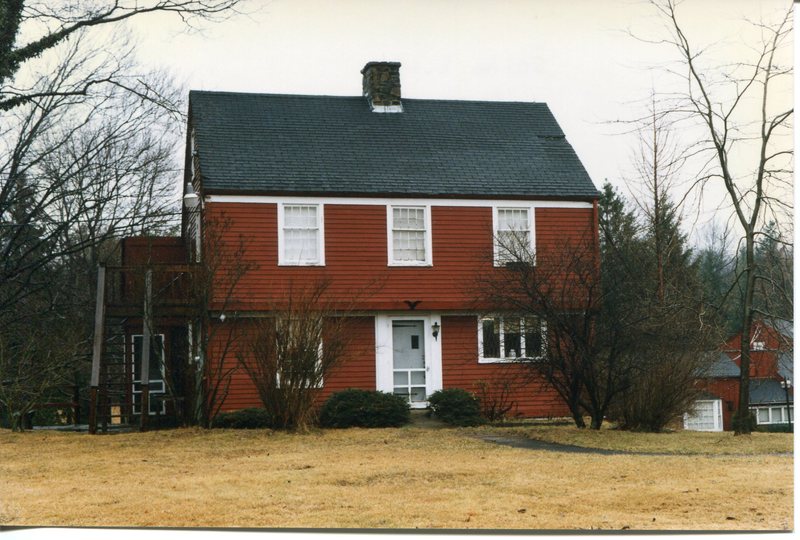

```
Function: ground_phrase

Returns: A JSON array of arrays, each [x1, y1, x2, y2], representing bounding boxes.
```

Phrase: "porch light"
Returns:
[[431, 321, 440, 340], [219, 313, 226, 322], [183, 185, 200, 209]]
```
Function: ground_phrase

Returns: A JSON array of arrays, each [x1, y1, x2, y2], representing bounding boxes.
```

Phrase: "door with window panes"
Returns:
[[131, 334, 166, 415], [392, 321, 428, 406]]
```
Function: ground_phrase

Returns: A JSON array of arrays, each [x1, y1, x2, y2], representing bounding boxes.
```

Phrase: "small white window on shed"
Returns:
[[752, 341, 766, 351]]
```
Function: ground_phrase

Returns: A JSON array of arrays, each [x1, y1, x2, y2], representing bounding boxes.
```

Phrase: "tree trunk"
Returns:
[[571, 408, 586, 429], [735, 236, 756, 435]]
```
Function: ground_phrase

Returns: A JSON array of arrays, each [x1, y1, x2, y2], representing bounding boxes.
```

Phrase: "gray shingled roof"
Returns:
[[700, 353, 741, 378], [750, 379, 792, 405], [772, 318, 793, 340], [189, 91, 599, 198], [778, 352, 793, 382]]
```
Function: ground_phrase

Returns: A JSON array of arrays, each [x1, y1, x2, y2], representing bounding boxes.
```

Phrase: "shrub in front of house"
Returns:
[[427, 388, 484, 426], [212, 408, 273, 429], [319, 389, 410, 428], [755, 423, 793, 433]]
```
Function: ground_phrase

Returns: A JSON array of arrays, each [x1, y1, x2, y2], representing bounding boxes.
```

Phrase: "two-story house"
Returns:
[[90, 62, 600, 428]]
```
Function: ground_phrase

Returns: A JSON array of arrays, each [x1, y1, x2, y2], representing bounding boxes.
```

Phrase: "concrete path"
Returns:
[[477, 434, 637, 455], [476, 434, 793, 457]]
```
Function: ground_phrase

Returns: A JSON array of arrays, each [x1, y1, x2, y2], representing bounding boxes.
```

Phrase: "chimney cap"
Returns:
[[361, 61, 401, 74]]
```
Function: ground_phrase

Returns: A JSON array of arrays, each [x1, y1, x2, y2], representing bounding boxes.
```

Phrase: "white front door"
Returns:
[[392, 320, 427, 405], [375, 315, 442, 407]]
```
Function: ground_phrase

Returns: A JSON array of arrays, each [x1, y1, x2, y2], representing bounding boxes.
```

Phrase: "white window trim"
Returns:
[[387, 204, 433, 267], [277, 203, 326, 266], [751, 405, 793, 425], [477, 315, 546, 364], [493, 205, 535, 267]]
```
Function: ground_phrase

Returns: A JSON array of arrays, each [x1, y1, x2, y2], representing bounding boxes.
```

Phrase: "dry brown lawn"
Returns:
[[0, 426, 793, 530]]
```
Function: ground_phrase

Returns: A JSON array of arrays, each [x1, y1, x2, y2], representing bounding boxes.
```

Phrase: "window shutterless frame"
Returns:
[[751, 405, 793, 425], [387, 204, 432, 266], [477, 316, 546, 363], [492, 205, 535, 266], [278, 203, 325, 266]]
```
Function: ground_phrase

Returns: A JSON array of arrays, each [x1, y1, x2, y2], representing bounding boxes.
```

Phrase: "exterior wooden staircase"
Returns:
[[88, 263, 195, 433]]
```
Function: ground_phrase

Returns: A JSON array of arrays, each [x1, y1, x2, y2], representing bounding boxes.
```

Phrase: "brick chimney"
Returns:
[[361, 61, 402, 112]]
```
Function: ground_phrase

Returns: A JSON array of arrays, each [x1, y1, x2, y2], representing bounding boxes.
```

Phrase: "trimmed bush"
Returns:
[[212, 408, 272, 429], [755, 423, 793, 433], [319, 389, 410, 428], [427, 388, 484, 426]]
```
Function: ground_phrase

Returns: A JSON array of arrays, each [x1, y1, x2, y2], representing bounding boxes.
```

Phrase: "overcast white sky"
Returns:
[[125, 0, 792, 244]]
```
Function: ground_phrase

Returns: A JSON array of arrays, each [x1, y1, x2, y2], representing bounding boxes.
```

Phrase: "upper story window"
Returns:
[[279, 203, 325, 266], [388, 205, 432, 266], [478, 316, 545, 363], [494, 206, 534, 266]]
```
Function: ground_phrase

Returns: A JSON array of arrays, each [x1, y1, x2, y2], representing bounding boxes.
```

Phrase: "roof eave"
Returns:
[[201, 188, 600, 201]]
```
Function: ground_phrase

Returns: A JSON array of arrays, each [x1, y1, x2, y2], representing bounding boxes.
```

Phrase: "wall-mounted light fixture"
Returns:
[[183, 184, 200, 210], [219, 313, 226, 323], [431, 321, 440, 341]]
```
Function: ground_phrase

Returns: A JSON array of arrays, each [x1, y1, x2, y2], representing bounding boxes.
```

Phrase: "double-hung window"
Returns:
[[388, 205, 432, 266], [478, 316, 545, 363], [494, 206, 534, 265], [279, 204, 324, 265]]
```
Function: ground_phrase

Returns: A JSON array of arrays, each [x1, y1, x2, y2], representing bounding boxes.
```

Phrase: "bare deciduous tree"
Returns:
[[615, 104, 723, 432], [1, 0, 242, 110], [0, 316, 81, 431], [0, 34, 183, 425], [648, 0, 793, 434], [185, 214, 256, 427], [237, 280, 352, 431], [476, 229, 632, 430]]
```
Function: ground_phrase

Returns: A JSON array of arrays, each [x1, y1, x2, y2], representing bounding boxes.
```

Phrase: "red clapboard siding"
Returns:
[[210, 316, 377, 412], [319, 316, 376, 398], [441, 315, 570, 418], [723, 321, 787, 379], [204, 202, 596, 311], [122, 236, 187, 265], [210, 315, 570, 418]]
